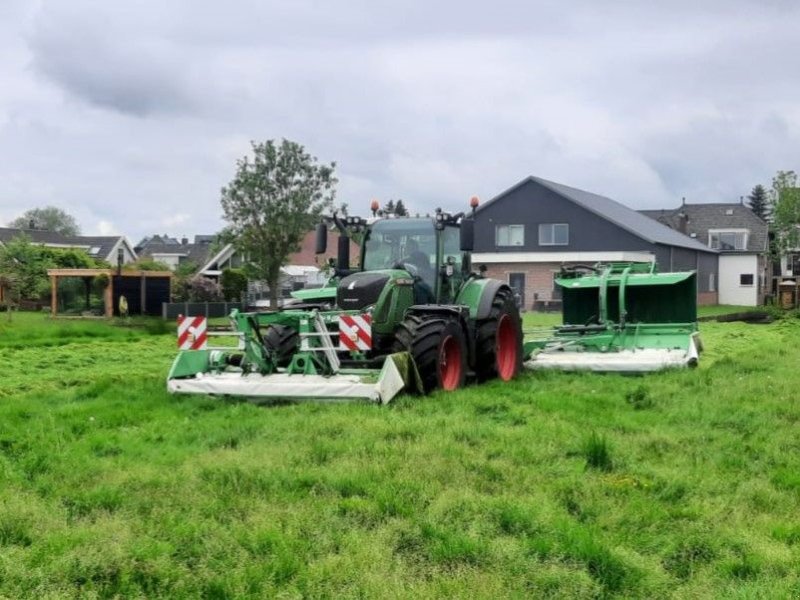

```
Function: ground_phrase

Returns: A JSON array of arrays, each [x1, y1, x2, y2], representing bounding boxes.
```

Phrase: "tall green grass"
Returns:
[[0, 311, 799, 597]]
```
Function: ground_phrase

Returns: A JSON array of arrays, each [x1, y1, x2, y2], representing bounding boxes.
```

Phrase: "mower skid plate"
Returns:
[[167, 354, 407, 404], [525, 337, 699, 373]]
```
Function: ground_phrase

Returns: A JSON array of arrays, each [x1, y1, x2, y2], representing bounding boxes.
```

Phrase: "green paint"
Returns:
[[524, 262, 699, 364]]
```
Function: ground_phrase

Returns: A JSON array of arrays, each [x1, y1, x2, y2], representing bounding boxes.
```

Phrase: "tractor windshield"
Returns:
[[363, 218, 437, 289]]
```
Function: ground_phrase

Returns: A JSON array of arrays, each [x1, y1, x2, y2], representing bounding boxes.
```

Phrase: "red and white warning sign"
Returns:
[[177, 315, 208, 350], [338, 314, 372, 352]]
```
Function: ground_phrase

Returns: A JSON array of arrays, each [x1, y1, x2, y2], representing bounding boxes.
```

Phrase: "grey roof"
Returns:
[[135, 234, 181, 250], [0, 227, 124, 261], [139, 242, 215, 269], [0, 227, 69, 245], [640, 204, 768, 253], [480, 176, 716, 253]]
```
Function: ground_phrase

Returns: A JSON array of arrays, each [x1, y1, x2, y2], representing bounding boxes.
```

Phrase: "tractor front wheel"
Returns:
[[393, 316, 467, 393], [262, 324, 299, 367], [475, 289, 523, 381]]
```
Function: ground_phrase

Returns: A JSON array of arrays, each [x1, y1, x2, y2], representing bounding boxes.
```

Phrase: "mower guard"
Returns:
[[167, 351, 414, 404]]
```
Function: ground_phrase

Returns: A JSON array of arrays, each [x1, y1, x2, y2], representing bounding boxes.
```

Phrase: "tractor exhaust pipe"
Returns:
[[337, 235, 350, 271], [315, 223, 328, 254]]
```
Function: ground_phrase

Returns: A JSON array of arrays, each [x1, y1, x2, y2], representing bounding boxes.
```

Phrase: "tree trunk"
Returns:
[[268, 276, 280, 310]]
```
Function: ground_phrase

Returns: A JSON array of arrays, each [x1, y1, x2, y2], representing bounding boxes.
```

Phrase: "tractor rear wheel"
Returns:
[[475, 288, 523, 381], [262, 324, 299, 367], [393, 315, 467, 393]]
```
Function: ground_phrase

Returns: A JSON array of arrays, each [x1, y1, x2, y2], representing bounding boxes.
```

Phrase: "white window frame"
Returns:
[[739, 273, 754, 287], [539, 223, 569, 246], [495, 224, 525, 247], [708, 229, 748, 251]]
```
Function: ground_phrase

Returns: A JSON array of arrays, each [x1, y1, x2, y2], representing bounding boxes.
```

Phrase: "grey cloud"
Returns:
[[28, 8, 194, 116], [0, 0, 797, 240]]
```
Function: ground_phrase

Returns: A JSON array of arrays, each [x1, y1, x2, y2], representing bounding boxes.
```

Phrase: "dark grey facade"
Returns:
[[473, 177, 719, 298]]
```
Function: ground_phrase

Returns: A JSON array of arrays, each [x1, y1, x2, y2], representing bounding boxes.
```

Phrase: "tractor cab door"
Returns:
[[438, 226, 466, 304]]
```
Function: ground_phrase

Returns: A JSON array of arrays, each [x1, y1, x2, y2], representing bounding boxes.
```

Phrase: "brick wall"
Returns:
[[697, 291, 718, 306], [483, 261, 717, 308], [483, 262, 564, 310]]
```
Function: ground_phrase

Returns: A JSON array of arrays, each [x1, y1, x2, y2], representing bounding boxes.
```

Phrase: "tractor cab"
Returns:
[[358, 216, 469, 304]]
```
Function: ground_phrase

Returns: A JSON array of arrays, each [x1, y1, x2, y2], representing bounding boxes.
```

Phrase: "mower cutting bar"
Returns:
[[167, 354, 406, 404], [526, 339, 699, 372]]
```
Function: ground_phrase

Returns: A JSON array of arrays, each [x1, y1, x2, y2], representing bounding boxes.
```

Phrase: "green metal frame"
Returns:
[[523, 262, 699, 359]]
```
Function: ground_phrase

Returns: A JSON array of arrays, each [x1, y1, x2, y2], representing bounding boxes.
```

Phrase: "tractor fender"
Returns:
[[456, 278, 513, 320]]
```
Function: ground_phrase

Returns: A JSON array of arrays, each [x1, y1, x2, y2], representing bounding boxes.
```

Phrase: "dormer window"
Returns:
[[709, 229, 748, 250]]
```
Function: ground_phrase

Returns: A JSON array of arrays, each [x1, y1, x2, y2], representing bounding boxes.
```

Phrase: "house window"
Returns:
[[740, 274, 754, 286], [539, 223, 569, 246], [709, 273, 716, 292], [709, 230, 747, 250], [496, 225, 524, 247]]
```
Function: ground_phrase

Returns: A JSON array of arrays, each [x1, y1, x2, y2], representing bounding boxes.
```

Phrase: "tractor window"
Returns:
[[363, 219, 437, 289], [442, 226, 463, 274]]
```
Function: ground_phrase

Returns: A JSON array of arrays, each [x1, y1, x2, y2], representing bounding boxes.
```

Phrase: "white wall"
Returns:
[[151, 254, 182, 270], [718, 254, 759, 306]]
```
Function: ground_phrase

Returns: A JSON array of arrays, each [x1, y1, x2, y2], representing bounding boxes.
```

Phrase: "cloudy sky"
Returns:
[[1, 1, 798, 242]]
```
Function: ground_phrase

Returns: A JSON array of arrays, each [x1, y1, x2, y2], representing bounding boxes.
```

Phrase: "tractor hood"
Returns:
[[337, 271, 392, 311], [291, 283, 337, 302]]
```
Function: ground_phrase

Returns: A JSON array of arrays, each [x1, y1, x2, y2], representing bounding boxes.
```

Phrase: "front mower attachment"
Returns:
[[168, 349, 413, 404]]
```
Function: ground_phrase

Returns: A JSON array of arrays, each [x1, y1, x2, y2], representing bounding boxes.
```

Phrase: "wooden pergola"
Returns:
[[47, 269, 173, 318]]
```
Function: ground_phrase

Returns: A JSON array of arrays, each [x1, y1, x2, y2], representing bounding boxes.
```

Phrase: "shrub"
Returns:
[[186, 276, 223, 302], [124, 259, 171, 272], [221, 268, 248, 301]]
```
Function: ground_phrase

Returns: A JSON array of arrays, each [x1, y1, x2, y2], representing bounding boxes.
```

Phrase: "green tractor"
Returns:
[[168, 206, 523, 403]]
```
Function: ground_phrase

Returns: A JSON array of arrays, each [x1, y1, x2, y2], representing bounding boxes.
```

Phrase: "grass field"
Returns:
[[1, 309, 799, 598]]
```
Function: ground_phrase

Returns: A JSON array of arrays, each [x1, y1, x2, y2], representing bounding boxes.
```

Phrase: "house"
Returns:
[[0, 227, 137, 264], [136, 235, 220, 273], [137, 229, 358, 295], [206, 229, 359, 294], [640, 202, 769, 306], [472, 176, 719, 308]]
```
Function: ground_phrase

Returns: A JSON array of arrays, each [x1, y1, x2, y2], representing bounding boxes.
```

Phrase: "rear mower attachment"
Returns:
[[523, 262, 702, 372]]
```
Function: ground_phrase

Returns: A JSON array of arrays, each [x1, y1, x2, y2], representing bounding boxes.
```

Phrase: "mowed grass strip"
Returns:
[[0, 312, 799, 597]]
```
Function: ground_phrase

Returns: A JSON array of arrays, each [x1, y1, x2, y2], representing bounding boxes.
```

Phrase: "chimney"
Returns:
[[181, 236, 188, 245], [740, 195, 744, 205], [677, 212, 689, 235], [28, 218, 35, 229], [681, 196, 686, 206]]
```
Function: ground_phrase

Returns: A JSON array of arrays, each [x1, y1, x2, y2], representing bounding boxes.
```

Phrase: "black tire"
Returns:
[[262, 324, 299, 367], [475, 288, 523, 382], [393, 315, 468, 393]]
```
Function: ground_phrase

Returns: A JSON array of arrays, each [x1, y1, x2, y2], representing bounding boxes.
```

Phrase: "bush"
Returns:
[[186, 276, 223, 302], [124, 259, 171, 272], [220, 268, 248, 301]]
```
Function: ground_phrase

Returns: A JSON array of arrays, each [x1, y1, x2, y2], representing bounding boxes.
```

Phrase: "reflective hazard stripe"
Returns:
[[339, 314, 372, 351], [177, 315, 208, 350]]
